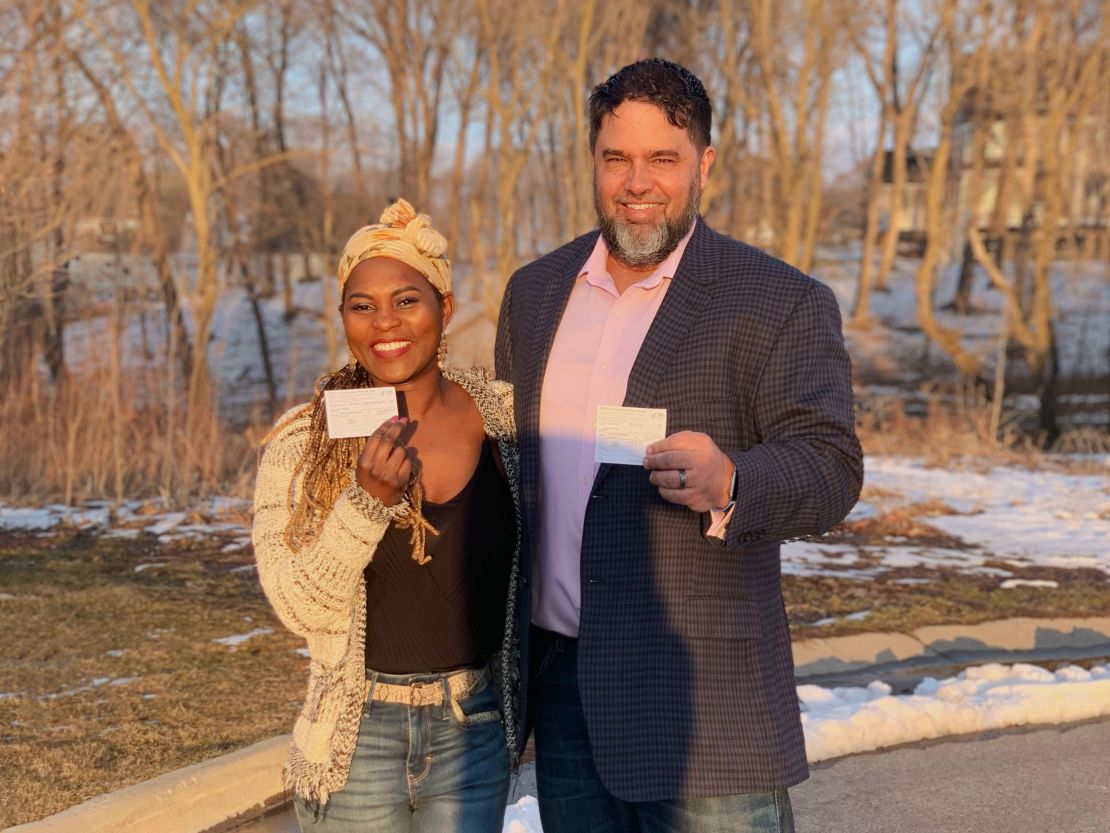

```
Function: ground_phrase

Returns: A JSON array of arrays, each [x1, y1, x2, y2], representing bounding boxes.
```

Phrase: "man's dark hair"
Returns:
[[588, 59, 712, 152]]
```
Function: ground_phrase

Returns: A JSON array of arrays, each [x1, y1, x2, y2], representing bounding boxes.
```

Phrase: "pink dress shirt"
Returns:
[[534, 227, 730, 637]]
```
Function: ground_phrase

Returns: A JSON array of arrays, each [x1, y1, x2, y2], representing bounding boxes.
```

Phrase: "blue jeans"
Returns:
[[530, 627, 795, 833], [295, 668, 510, 833]]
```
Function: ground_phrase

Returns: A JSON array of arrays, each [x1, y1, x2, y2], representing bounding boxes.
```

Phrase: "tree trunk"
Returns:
[[948, 241, 976, 315], [1037, 323, 1060, 445]]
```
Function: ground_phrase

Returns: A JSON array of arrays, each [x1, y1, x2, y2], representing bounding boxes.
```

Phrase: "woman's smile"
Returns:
[[370, 339, 414, 358]]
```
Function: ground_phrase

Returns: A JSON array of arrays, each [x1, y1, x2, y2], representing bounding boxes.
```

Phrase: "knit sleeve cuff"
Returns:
[[344, 470, 413, 523]]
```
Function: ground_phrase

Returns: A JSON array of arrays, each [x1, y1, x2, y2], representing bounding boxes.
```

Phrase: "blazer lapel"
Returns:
[[592, 218, 717, 489], [517, 235, 598, 438]]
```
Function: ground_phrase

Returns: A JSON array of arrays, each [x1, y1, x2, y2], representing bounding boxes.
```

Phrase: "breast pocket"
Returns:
[[666, 396, 739, 448]]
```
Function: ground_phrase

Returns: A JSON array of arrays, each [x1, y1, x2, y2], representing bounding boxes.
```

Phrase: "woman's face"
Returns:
[[341, 257, 452, 387]]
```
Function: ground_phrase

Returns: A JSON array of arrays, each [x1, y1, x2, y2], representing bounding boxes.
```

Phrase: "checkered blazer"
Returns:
[[495, 217, 863, 802]]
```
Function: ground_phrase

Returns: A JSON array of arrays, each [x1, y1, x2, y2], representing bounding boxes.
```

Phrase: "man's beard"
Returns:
[[594, 176, 701, 269]]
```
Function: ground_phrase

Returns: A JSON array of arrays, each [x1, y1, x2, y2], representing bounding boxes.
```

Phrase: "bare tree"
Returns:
[[740, 0, 845, 272], [468, 0, 575, 317], [345, 0, 457, 209], [965, 0, 1109, 441], [910, 0, 984, 381], [850, 0, 937, 326], [84, 0, 297, 419]]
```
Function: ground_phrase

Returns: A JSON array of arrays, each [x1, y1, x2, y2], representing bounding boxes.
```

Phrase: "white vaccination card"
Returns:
[[323, 387, 399, 439], [594, 405, 667, 465]]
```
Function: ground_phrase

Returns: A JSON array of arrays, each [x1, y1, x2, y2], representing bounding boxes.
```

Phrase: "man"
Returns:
[[495, 59, 862, 833]]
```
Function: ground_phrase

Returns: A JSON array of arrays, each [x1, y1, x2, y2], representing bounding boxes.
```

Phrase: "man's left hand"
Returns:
[[644, 431, 734, 513]]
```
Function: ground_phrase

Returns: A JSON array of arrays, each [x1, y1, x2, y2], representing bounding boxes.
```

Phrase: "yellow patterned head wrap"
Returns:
[[337, 198, 452, 298]]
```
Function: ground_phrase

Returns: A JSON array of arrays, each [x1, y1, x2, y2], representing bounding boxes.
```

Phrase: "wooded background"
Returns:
[[0, 0, 1107, 502]]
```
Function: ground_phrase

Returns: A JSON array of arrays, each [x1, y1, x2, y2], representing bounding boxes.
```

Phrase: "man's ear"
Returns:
[[699, 146, 716, 188]]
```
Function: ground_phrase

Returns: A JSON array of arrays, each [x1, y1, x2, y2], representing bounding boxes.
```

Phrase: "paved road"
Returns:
[[237, 720, 1110, 832], [791, 719, 1110, 833]]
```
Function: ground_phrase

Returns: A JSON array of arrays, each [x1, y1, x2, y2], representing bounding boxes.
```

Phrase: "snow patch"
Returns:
[[211, 627, 274, 647], [41, 676, 142, 701], [800, 661, 1110, 762], [782, 457, 1110, 580], [1000, 579, 1059, 589], [502, 795, 542, 833]]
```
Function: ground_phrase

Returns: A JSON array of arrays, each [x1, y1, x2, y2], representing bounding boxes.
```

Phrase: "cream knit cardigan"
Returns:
[[252, 367, 521, 805]]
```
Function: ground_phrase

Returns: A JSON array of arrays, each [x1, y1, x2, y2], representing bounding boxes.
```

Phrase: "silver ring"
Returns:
[[678, 469, 686, 489]]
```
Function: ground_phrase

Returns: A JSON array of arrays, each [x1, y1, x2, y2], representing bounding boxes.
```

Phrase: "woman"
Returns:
[[253, 199, 520, 832]]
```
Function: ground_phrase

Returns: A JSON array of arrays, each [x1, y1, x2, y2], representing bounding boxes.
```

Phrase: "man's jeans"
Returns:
[[530, 627, 796, 833], [294, 668, 510, 833]]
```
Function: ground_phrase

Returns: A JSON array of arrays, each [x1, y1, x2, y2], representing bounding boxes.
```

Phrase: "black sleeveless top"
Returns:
[[364, 439, 515, 673]]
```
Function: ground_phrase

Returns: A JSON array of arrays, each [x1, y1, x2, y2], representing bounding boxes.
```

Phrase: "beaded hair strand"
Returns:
[[262, 361, 438, 564]]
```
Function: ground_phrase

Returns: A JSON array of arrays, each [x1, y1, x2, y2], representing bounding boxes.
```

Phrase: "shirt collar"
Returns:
[[580, 220, 697, 292]]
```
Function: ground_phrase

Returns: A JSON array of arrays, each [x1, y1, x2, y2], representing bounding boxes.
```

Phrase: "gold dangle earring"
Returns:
[[436, 331, 448, 370]]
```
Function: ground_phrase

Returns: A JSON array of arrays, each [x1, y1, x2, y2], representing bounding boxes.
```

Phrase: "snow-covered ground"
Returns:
[[503, 796, 543, 833], [814, 249, 1110, 392], [3, 459, 1106, 581], [62, 253, 493, 415], [800, 660, 1110, 761], [61, 248, 1110, 425], [783, 455, 1110, 580], [0, 496, 253, 551]]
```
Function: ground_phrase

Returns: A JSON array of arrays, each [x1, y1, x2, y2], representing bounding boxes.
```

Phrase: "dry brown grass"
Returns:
[[856, 386, 1030, 463], [0, 531, 304, 828], [785, 565, 1110, 637], [854, 386, 1107, 470], [0, 361, 269, 506], [787, 504, 1110, 635]]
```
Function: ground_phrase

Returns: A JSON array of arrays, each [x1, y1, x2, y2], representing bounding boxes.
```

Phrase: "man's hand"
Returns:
[[643, 431, 734, 513], [355, 417, 414, 506]]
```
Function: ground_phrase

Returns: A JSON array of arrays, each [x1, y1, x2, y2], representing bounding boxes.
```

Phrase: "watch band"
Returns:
[[713, 464, 738, 513]]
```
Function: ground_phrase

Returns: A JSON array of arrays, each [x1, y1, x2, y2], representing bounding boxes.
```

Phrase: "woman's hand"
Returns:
[[355, 417, 413, 506]]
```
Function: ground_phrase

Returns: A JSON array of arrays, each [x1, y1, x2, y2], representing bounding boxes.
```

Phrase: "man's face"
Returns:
[[592, 99, 715, 269]]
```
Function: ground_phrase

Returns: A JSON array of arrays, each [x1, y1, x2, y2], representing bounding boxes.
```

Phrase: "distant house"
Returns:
[[951, 103, 1108, 253], [875, 89, 1109, 258], [874, 150, 932, 254], [74, 216, 141, 251]]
